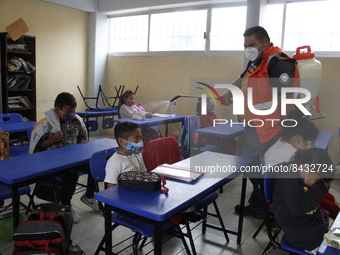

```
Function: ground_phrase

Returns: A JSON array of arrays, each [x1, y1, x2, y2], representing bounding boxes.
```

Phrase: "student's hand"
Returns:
[[305, 176, 321, 187], [52, 130, 63, 143], [323, 180, 331, 189]]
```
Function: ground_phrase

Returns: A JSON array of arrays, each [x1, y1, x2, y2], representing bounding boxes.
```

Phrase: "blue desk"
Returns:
[[114, 115, 185, 136], [95, 151, 253, 254], [0, 121, 37, 157], [317, 213, 340, 254], [194, 122, 245, 153], [194, 122, 245, 138], [0, 121, 36, 133], [0, 138, 118, 228]]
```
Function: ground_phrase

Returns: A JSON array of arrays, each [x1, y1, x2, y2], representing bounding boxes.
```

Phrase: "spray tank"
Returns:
[[293, 45, 325, 119]]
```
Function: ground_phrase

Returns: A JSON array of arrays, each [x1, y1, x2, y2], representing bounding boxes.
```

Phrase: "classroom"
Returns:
[[1, 0, 340, 254]]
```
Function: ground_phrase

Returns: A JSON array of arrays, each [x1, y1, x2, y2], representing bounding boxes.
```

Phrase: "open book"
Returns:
[[152, 113, 171, 118], [152, 164, 203, 182]]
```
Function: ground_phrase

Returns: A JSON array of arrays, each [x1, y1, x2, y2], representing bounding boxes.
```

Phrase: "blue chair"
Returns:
[[261, 169, 311, 255], [89, 148, 193, 255], [0, 113, 23, 124], [0, 185, 34, 213], [0, 113, 32, 158]]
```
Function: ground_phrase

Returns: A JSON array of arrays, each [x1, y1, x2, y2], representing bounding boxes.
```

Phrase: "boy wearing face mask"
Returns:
[[222, 26, 299, 219], [264, 109, 340, 220], [273, 148, 334, 253], [29, 92, 98, 223], [105, 121, 147, 188]]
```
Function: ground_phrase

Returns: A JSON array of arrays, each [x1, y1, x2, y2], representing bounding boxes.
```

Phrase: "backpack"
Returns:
[[12, 204, 73, 255]]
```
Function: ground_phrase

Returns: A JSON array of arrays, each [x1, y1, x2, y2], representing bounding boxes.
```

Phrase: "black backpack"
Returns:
[[12, 204, 73, 255]]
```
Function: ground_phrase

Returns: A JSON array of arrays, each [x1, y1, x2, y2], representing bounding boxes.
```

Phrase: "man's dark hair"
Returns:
[[114, 121, 141, 146], [54, 92, 77, 109], [243, 26, 270, 42]]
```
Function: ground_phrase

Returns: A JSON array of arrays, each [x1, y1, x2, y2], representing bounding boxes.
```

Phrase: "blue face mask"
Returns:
[[62, 114, 75, 123], [60, 109, 75, 123], [124, 140, 144, 154]]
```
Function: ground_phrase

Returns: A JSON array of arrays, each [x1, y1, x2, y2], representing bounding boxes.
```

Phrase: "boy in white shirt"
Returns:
[[105, 121, 146, 188]]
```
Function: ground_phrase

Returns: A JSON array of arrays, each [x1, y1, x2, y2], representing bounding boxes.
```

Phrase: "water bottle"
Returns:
[[171, 100, 176, 117], [68, 241, 84, 255]]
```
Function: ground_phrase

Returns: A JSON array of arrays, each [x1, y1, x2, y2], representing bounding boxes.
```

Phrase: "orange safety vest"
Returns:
[[240, 44, 300, 143]]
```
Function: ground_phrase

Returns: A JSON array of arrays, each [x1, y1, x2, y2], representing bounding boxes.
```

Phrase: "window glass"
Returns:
[[285, 0, 340, 51], [109, 15, 148, 52], [262, 4, 284, 48], [210, 6, 246, 50], [149, 10, 207, 51]]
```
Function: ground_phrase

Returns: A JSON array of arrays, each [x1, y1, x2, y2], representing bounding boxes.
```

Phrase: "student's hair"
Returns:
[[291, 148, 334, 182], [114, 121, 141, 146], [281, 109, 319, 142], [243, 26, 270, 42], [120, 90, 135, 105], [54, 92, 77, 109]]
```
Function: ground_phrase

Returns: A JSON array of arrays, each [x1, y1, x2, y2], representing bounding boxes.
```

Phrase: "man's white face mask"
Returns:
[[244, 42, 264, 62]]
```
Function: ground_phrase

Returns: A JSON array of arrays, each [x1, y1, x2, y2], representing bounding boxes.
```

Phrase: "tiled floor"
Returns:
[[1, 136, 339, 255]]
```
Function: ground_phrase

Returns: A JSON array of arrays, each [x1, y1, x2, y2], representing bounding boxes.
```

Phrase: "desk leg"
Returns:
[[12, 186, 20, 229], [154, 223, 163, 255], [165, 124, 168, 137], [104, 205, 113, 255], [237, 176, 247, 244]]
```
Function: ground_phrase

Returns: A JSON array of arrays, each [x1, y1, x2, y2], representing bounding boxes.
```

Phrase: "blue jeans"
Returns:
[[243, 125, 278, 215]]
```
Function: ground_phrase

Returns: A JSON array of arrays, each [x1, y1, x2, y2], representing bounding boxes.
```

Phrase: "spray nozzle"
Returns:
[[170, 95, 181, 102]]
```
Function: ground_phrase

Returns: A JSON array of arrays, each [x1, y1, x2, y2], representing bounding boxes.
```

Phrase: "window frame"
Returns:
[[107, 0, 340, 57]]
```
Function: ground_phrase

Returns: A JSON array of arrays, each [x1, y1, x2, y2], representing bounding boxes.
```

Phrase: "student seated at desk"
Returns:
[[104, 121, 146, 188], [29, 92, 99, 223], [104, 121, 202, 222], [264, 109, 339, 220], [273, 148, 334, 253], [119, 90, 158, 145]]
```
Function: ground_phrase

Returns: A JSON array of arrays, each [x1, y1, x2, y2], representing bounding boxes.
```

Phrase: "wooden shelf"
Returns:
[[0, 32, 36, 121]]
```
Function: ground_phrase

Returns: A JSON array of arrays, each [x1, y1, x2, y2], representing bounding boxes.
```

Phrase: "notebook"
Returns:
[[152, 164, 203, 182], [152, 113, 171, 118]]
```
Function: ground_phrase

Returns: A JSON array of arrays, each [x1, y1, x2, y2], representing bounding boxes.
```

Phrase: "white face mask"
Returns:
[[244, 43, 264, 62], [244, 47, 259, 62]]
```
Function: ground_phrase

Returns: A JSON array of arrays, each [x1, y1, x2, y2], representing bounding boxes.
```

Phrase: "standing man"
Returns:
[[221, 26, 299, 219]]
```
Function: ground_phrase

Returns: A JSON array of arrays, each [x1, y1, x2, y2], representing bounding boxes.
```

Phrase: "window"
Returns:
[[108, 15, 148, 52], [149, 10, 207, 51], [284, 0, 340, 51], [210, 6, 246, 51], [264, 0, 340, 52], [108, 0, 340, 54]]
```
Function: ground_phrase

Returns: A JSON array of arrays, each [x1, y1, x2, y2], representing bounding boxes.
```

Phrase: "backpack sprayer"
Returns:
[[293, 45, 325, 120]]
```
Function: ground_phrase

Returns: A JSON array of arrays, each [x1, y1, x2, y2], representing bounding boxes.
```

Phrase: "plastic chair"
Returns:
[[0, 113, 23, 123], [0, 113, 31, 158], [0, 185, 34, 213], [89, 147, 193, 255], [260, 169, 311, 255]]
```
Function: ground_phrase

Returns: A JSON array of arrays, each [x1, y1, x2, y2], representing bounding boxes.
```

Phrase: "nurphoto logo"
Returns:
[[196, 82, 312, 128]]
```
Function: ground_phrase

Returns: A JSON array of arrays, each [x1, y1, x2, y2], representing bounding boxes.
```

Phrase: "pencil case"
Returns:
[[118, 171, 168, 193]]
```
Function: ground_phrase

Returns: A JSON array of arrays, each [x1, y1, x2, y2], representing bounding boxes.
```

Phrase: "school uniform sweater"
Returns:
[[273, 169, 328, 251]]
